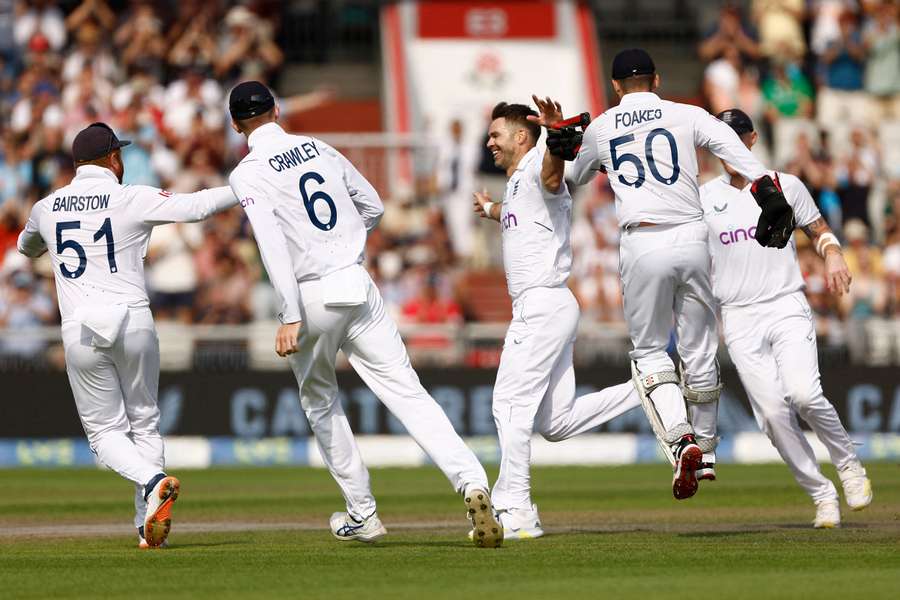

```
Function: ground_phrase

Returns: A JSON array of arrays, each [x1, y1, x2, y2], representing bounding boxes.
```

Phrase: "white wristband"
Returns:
[[482, 201, 494, 217], [816, 232, 841, 257]]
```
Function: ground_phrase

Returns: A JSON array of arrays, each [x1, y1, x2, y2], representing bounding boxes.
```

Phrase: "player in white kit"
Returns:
[[17, 123, 240, 547], [471, 99, 640, 539], [560, 49, 796, 499], [226, 82, 502, 547], [701, 109, 873, 528]]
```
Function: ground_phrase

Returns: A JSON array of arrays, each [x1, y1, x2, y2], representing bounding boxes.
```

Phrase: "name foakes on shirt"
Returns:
[[52, 194, 111, 212], [614, 108, 662, 128], [268, 141, 321, 172]]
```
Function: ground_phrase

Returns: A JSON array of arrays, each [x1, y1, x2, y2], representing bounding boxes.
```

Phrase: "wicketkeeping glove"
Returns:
[[751, 174, 795, 249], [546, 112, 592, 161]]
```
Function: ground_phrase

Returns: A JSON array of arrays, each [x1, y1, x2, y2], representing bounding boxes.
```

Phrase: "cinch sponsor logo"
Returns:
[[719, 226, 757, 245], [501, 211, 517, 231], [240, 197, 255, 208]]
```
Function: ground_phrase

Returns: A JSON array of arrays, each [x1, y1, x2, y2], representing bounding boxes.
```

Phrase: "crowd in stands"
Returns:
[[1, 1, 899, 365]]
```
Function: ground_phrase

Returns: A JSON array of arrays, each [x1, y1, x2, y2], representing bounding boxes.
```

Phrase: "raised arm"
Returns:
[[527, 95, 565, 194], [570, 119, 604, 186], [139, 186, 238, 225]]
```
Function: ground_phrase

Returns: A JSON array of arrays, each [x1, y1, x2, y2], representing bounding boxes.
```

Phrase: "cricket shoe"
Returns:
[[813, 499, 841, 529], [465, 486, 503, 548], [138, 526, 168, 549], [467, 505, 544, 542], [143, 474, 179, 548], [838, 462, 873, 511], [329, 512, 387, 543], [671, 434, 702, 500], [697, 462, 716, 482]]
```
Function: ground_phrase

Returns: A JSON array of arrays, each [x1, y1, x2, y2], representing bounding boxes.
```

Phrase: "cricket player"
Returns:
[[226, 81, 502, 548], [17, 122, 240, 547], [472, 98, 639, 539], [559, 48, 796, 499], [701, 109, 873, 528]]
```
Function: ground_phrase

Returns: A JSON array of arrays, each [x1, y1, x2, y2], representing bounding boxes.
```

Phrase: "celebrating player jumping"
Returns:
[[700, 109, 873, 527], [472, 98, 638, 539], [17, 123, 240, 548], [554, 48, 796, 499], [226, 81, 502, 547]]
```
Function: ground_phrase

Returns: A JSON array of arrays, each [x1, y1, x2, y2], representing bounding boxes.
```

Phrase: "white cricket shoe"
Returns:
[[329, 512, 387, 543], [143, 475, 180, 548], [839, 462, 873, 511], [499, 505, 544, 540], [464, 487, 503, 548], [813, 499, 841, 529]]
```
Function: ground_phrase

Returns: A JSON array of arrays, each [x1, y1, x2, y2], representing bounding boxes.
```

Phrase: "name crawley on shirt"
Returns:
[[52, 194, 111, 212], [267, 141, 321, 172]]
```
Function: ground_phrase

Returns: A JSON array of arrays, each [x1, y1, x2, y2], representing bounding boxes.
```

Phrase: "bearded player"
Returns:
[[700, 109, 872, 527]]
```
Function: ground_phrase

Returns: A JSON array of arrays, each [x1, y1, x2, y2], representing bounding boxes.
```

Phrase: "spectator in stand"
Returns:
[[817, 11, 869, 127], [704, 46, 744, 114], [752, 0, 806, 60], [883, 187, 900, 315], [810, 0, 859, 57], [166, 11, 218, 74], [61, 21, 117, 85], [698, 5, 761, 64], [146, 223, 202, 323], [14, 0, 66, 53], [214, 5, 283, 83], [0, 269, 55, 358], [835, 128, 879, 226], [162, 67, 224, 142], [114, 3, 166, 77], [862, 0, 900, 121], [401, 270, 463, 350], [0, 131, 31, 209], [64, 0, 115, 35], [784, 130, 843, 228], [194, 247, 253, 325], [762, 59, 815, 122]]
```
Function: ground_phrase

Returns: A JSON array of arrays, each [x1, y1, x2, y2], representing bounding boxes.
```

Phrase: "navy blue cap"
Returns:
[[229, 81, 275, 120], [72, 122, 131, 162], [716, 108, 755, 135], [611, 48, 656, 80]]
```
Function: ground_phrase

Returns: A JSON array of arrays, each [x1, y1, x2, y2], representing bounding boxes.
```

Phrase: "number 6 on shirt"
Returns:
[[300, 171, 337, 231]]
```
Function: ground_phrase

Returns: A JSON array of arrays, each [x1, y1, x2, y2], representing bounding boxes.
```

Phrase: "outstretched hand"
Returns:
[[527, 95, 563, 129]]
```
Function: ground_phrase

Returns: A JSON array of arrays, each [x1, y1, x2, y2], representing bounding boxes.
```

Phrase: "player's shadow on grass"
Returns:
[[354, 541, 479, 549], [677, 529, 770, 538]]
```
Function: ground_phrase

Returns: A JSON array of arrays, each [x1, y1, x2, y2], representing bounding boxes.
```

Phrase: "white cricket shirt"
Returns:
[[228, 123, 383, 323], [701, 172, 820, 307], [500, 146, 573, 300], [572, 92, 768, 227], [17, 165, 237, 322]]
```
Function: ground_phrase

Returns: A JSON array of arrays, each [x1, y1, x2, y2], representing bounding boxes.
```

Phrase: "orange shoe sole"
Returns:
[[144, 476, 179, 547]]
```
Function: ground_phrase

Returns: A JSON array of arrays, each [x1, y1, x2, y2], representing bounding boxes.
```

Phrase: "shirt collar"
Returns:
[[74, 165, 118, 182], [514, 145, 540, 173], [247, 122, 286, 150], [617, 91, 660, 106]]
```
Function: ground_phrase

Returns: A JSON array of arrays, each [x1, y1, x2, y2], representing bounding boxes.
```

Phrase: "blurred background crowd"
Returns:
[[1, 0, 899, 365]]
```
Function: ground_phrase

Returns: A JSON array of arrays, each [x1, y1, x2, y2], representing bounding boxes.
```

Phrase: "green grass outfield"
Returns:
[[1, 464, 898, 599]]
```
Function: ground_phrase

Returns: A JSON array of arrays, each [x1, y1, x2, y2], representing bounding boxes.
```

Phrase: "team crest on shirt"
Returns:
[[159, 190, 172, 197], [512, 180, 520, 198], [713, 202, 728, 213]]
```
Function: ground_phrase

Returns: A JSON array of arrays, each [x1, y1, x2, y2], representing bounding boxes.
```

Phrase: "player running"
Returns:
[[17, 123, 240, 547], [558, 48, 796, 499], [700, 109, 873, 527], [472, 99, 639, 539], [226, 81, 502, 547]]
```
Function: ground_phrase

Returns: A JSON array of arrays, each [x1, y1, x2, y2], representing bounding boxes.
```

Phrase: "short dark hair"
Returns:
[[616, 73, 655, 92], [233, 106, 276, 133], [491, 102, 540, 143]]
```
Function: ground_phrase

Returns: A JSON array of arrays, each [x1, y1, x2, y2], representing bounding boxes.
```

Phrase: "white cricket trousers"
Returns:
[[491, 286, 640, 511], [287, 265, 489, 521], [722, 292, 858, 503], [619, 221, 719, 437], [62, 307, 164, 528]]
